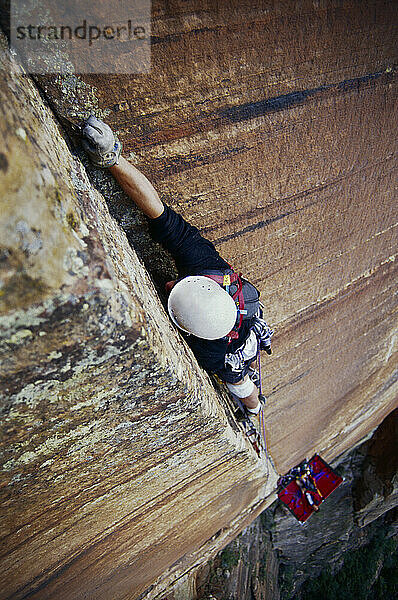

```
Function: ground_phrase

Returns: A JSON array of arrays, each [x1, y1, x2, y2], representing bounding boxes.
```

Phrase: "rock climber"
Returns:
[[80, 115, 274, 415], [293, 461, 322, 511]]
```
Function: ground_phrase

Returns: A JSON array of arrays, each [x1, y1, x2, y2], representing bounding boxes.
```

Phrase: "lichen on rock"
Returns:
[[0, 30, 275, 600]]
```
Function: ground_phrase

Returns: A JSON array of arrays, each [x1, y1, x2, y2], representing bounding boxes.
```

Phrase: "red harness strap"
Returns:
[[203, 272, 245, 342]]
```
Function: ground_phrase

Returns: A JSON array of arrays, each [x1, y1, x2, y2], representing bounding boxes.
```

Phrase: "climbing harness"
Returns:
[[201, 268, 261, 343], [166, 269, 272, 461], [303, 465, 324, 500], [202, 271, 247, 342]]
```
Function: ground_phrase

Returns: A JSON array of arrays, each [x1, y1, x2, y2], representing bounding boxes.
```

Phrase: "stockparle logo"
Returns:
[[10, 0, 151, 74]]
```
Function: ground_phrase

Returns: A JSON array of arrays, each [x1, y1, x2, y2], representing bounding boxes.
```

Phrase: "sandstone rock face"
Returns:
[[0, 0, 397, 598], [36, 0, 398, 475], [0, 36, 276, 600]]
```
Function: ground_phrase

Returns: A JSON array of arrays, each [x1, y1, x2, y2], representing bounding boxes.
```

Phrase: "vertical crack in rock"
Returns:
[[0, 31, 274, 600], [1, 0, 397, 597]]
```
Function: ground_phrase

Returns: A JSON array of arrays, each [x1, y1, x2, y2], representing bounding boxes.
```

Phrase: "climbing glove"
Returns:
[[252, 316, 274, 355], [81, 115, 122, 168]]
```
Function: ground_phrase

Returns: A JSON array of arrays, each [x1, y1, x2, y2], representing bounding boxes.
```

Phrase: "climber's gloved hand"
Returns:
[[252, 316, 274, 355], [81, 115, 122, 168], [248, 367, 260, 388]]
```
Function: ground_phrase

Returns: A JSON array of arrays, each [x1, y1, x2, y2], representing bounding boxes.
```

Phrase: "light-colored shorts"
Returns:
[[226, 375, 255, 399]]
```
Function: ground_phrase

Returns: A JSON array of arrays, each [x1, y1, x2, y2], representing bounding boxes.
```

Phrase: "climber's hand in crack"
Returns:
[[81, 115, 122, 168], [80, 116, 272, 423], [81, 115, 164, 219]]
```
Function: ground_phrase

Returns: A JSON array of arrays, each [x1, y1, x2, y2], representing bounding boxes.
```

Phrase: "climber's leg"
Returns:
[[226, 375, 260, 413], [305, 492, 319, 511]]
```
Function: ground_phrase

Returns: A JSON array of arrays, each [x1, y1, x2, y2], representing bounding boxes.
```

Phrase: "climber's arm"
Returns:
[[109, 157, 164, 219], [80, 115, 229, 272], [80, 117, 262, 413], [80, 115, 164, 219]]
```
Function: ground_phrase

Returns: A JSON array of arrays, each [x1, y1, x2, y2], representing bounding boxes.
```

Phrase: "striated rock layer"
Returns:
[[35, 0, 398, 475], [0, 0, 397, 598], [0, 35, 277, 600]]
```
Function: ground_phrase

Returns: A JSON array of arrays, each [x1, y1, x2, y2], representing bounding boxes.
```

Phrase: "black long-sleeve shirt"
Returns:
[[148, 204, 253, 382]]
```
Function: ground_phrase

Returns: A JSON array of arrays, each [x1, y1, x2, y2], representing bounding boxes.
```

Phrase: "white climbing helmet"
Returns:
[[168, 276, 238, 340]]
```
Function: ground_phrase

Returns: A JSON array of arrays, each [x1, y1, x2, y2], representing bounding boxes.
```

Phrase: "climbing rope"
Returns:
[[257, 346, 269, 463]]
